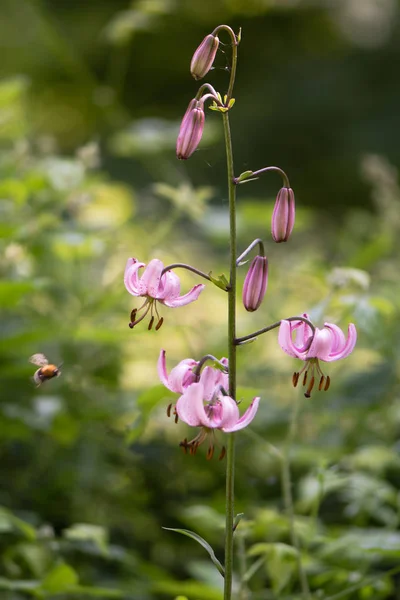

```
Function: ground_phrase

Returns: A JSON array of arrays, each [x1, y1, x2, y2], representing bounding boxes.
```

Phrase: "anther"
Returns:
[[318, 376, 325, 391], [219, 446, 226, 461], [130, 308, 137, 322], [166, 403, 172, 418], [206, 445, 215, 460], [179, 439, 188, 454], [324, 375, 331, 391], [148, 316, 154, 330], [304, 375, 315, 398], [303, 371, 308, 386], [174, 413, 179, 424], [155, 317, 164, 331], [292, 372, 299, 387]]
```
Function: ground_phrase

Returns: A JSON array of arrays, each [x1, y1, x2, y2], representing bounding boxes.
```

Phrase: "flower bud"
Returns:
[[242, 255, 268, 312], [190, 34, 219, 81], [176, 100, 205, 160], [271, 187, 295, 243]]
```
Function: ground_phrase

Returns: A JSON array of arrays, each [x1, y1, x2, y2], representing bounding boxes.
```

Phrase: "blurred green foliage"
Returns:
[[1, 0, 400, 599]]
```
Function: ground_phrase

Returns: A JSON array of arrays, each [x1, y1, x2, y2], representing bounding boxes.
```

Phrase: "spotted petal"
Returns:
[[140, 259, 164, 297], [176, 382, 204, 427]]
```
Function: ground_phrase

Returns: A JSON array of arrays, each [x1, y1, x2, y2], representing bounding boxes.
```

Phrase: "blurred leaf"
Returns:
[[40, 563, 78, 593], [0, 76, 29, 139], [248, 542, 298, 594], [63, 523, 109, 555], [0, 507, 36, 541]]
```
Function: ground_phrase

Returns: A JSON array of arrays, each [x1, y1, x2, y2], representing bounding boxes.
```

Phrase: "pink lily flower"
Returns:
[[176, 381, 259, 459], [124, 258, 205, 330], [158, 349, 228, 394], [279, 313, 357, 397]]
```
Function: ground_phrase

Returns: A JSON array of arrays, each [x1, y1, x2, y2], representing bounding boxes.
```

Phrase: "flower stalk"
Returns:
[[222, 81, 238, 600]]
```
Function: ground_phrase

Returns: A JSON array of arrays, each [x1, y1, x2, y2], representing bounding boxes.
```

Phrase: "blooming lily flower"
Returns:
[[176, 382, 259, 459], [158, 349, 228, 394], [278, 313, 357, 397], [124, 258, 205, 330]]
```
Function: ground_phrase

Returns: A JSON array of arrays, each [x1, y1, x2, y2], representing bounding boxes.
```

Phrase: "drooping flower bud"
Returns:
[[271, 187, 295, 243], [242, 255, 268, 312], [176, 100, 205, 160], [190, 34, 219, 81]]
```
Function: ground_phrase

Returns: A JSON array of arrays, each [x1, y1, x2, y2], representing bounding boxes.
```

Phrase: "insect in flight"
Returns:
[[29, 354, 62, 386]]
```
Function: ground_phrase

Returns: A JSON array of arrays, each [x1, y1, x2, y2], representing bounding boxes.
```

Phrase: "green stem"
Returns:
[[223, 109, 237, 600], [281, 398, 311, 600]]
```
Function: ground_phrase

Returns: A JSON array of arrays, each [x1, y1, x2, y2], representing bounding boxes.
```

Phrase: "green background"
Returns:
[[1, 1, 400, 598]]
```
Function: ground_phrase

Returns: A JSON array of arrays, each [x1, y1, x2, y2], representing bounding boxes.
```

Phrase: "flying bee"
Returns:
[[29, 354, 62, 386]]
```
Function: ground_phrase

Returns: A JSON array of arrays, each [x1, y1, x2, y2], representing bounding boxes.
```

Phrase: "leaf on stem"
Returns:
[[162, 528, 225, 577], [208, 272, 229, 291]]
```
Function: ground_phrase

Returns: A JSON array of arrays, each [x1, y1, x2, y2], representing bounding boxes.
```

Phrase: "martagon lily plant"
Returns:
[[124, 25, 357, 599]]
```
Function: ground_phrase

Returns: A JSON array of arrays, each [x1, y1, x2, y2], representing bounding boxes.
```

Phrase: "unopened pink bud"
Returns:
[[271, 187, 295, 243], [190, 34, 219, 81], [242, 255, 268, 312], [176, 100, 205, 160]]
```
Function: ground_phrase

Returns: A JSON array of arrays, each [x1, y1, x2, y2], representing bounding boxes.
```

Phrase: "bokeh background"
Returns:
[[1, 0, 400, 598]]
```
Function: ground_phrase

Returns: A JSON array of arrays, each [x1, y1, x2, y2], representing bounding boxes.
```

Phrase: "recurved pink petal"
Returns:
[[176, 383, 204, 426], [200, 366, 221, 401], [306, 327, 334, 361], [279, 320, 306, 359], [164, 283, 205, 307], [216, 395, 241, 430], [292, 314, 313, 351], [222, 397, 260, 432], [324, 323, 357, 362], [323, 323, 346, 353], [124, 258, 145, 296], [157, 270, 181, 301], [169, 360, 198, 392], [157, 349, 169, 388], [140, 259, 164, 297]]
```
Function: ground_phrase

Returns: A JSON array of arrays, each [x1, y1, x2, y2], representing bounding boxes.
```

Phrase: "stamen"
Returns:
[[219, 446, 226, 461], [292, 372, 299, 387], [324, 375, 331, 391], [206, 445, 215, 460], [318, 376, 325, 391], [304, 376, 315, 398], [166, 403, 172, 417], [155, 317, 164, 331], [130, 308, 137, 322], [174, 412, 179, 424], [179, 439, 187, 453], [148, 316, 155, 330], [129, 303, 151, 328], [303, 370, 308, 386]]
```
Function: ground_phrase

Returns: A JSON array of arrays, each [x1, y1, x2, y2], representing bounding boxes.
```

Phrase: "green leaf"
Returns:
[[248, 542, 298, 594], [41, 563, 78, 593], [208, 272, 229, 291], [63, 523, 109, 555], [0, 506, 36, 540], [163, 528, 224, 577], [235, 170, 254, 183]]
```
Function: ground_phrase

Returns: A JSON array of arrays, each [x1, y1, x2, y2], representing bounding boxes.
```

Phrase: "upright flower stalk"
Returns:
[[125, 24, 357, 600]]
